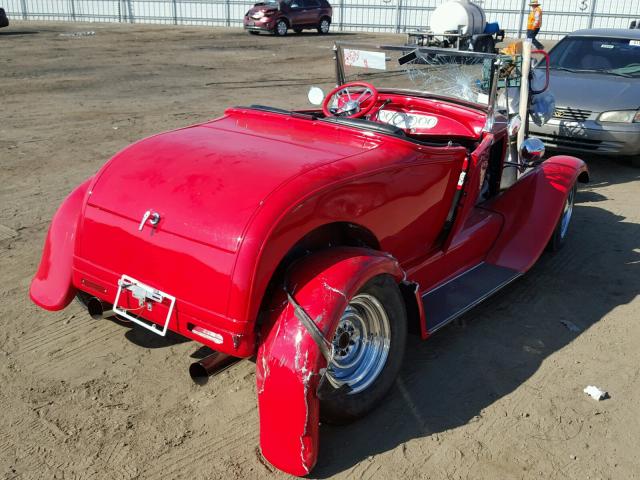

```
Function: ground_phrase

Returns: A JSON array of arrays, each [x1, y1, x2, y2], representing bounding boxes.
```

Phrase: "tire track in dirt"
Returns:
[[16, 320, 113, 363], [4, 399, 138, 480], [0, 435, 13, 458], [142, 418, 258, 480], [17, 315, 97, 353], [95, 440, 138, 480], [31, 327, 122, 371]]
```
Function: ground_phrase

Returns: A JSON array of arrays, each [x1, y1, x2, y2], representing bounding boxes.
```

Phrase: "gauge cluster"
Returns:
[[377, 109, 439, 130]]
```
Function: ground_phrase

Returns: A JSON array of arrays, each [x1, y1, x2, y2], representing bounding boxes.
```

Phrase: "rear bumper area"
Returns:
[[73, 205, 257, 357], [72, 260, 256, 357]]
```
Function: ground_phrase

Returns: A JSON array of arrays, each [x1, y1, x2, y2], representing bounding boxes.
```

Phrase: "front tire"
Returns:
[[274, 19, 288, 36], [320, 275, 407, 425], [317, 17, 331, 34], [547, 183, 576, 252]]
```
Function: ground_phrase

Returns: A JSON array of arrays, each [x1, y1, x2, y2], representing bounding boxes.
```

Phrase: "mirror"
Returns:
[[508, 115, 521, 137], [308, 86, 325, 106], [520, 137, 546, 163]]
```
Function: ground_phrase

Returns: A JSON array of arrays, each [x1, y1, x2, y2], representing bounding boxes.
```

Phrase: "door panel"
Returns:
[[294, 0, 319, 25], [443, 133, 493, 251], [288, 0, 305, 26]]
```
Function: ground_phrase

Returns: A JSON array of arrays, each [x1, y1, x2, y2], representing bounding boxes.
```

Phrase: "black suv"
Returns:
[[0, 8, 9, 28]]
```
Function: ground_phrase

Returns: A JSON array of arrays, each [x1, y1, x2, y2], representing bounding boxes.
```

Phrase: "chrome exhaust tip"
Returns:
[[87, 297, 114, 320], [189, 352, 239, 385]]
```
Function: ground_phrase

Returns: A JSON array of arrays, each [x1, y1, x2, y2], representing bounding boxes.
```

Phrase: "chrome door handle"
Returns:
[[139, 210, 161, 231]]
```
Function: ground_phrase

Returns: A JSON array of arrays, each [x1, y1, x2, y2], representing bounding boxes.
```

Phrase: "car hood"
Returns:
[[247, 4, 279, 15], [87, 108, 380, 253], [547, 69, 640, 112]]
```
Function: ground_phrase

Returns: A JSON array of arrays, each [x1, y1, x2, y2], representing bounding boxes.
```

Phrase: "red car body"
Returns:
[[31, 43, 588, 476], [244, 0, 332, 35]]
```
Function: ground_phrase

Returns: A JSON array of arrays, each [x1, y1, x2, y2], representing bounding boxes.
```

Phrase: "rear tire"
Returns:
[[317, 17, 331, 34], [319, 275, 407, 425], [274, 19, 288, 36], [547, 183, 576, 252]]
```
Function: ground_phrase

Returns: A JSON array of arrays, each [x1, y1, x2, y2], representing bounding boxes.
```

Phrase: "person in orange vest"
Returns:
[[526, 0, 544, 49]]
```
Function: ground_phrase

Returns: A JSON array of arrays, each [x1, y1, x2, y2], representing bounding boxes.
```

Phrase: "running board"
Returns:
[[423, 263, 521, 334]]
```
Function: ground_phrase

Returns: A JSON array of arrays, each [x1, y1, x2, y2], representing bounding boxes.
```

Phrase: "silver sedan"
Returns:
[[530, 28, 640, 167]]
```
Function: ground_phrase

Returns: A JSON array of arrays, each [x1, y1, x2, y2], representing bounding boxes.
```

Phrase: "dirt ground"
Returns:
[[1, 21, 639, 480]]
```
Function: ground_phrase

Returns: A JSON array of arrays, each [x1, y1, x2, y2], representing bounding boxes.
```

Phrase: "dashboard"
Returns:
[[377, 108, 440, 131]]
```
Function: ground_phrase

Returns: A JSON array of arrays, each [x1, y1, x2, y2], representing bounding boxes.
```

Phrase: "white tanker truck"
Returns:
[[407, 0, 505, 53]]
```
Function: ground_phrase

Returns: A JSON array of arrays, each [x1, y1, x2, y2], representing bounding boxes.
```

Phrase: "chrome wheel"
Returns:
[[327, 293, 391, 394], [319, 18, 330, 34], [276, 20, 287, 36], [560, 186, 576, 239]]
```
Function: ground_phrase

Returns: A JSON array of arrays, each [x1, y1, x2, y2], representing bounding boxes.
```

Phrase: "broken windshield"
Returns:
[[335, 42, 512, 106]]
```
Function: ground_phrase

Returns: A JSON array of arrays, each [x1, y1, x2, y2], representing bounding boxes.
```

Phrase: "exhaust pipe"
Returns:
[[189, 352, 240, 385], [87, 297, 114, 320]]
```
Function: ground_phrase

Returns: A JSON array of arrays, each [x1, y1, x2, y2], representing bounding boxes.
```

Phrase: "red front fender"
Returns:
[[30, 178, 92, 310], [256, 247, 403, 476], [485, 155, 588, 272]]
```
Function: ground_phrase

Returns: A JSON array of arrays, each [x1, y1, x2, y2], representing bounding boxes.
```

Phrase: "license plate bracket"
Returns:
[[113, 274, 176, 336]]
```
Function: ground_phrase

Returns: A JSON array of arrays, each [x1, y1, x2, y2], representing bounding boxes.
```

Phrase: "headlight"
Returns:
[[598, 110, 640, 124]]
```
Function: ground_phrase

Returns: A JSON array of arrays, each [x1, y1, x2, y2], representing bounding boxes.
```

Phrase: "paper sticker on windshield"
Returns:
[[344, 49, 386, 70], [600, 44, 614, 49], [630, 40, 640, 47]]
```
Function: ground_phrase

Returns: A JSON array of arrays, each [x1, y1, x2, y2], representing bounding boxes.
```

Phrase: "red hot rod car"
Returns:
[[30, 42, 588, 476]]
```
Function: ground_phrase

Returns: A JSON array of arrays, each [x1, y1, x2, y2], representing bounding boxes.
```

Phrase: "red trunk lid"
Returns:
[[87, 111, 376, 253]]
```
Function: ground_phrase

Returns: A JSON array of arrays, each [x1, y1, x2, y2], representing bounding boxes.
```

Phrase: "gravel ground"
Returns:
[[1, 21, 639, 480]]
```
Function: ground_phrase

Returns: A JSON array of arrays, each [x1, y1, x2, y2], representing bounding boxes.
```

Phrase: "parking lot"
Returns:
[[1, 21, 639, 480]]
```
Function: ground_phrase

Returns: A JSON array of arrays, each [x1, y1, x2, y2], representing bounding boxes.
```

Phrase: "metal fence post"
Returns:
[[395, 0, 402, 34], [339, 0, 343, 31], [517, 0, 527, 37], [127, 0, 134, 23], [20, 0, 27, 20], [70, 0, 76, 21], [172, 0, 178, 25], [588, 0, 598, 29], [226, 0, 231, 26]]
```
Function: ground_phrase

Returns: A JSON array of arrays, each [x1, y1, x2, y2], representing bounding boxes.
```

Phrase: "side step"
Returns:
[[423, 263, 521, 334]]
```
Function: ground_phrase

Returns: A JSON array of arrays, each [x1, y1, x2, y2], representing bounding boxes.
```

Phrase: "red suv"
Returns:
[[244, 0, 332, 36]]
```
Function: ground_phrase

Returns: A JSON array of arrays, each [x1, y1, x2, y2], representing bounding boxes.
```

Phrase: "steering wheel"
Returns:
[[322, 82, 379, 119]]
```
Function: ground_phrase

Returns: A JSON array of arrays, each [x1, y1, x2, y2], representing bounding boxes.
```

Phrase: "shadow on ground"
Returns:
[[0, 30, 40, 36]]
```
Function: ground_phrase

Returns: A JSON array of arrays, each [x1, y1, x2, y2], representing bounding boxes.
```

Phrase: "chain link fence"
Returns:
[[4, 0, 640, 39]]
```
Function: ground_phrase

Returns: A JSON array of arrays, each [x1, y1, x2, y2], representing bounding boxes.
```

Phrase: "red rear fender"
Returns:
[[485, 155, 588, 272], [30, 178, 92, 310], [256, 247, 403, 476]]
